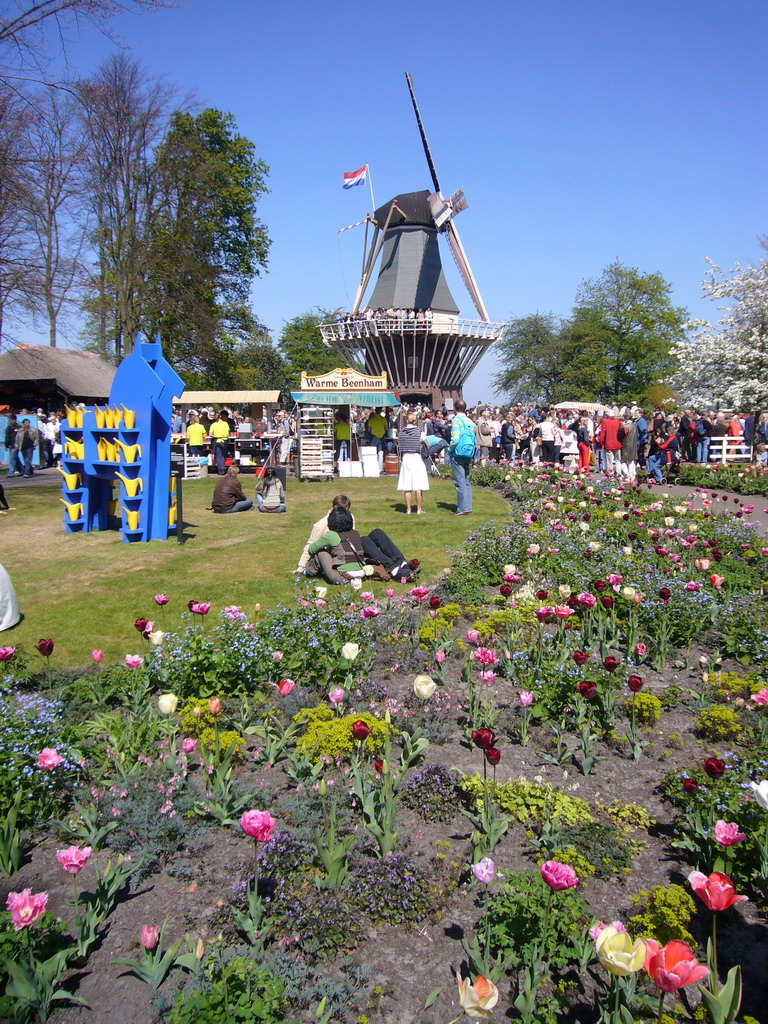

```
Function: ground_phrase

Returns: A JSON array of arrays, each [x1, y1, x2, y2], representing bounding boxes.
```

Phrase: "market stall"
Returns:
[[290, 368, 399, 480]]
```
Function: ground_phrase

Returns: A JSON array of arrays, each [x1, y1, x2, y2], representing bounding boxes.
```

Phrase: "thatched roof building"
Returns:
[[0, 345, 116, 410]]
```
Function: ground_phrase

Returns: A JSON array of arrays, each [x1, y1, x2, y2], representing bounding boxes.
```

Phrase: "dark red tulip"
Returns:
[[499, 585, 512, 598], [628, 532, 637, 541], [408, 559, 420, 570], [712, 551, 723, 562], [535, 589, 549, 600], [603, 656, 619, 672], [134, 617, 148, 633], [351, 720, 372, 741], [567, 596, 580, 609], [683, 778, 699, 794], [374, 759, 384, 774], [658, 587, 671, 603], [571, 650, 589, 666], [471, 728, 496, 750], [703, 757, 725, 779], [577, 680, 598, 700], [601, 595, 614, 609], [429, 596, 441, 610], [594, 580, 606, 592], [35, 638, 54, 657], [187, 600, 198, 612], [484, 747, 501, 766], [627, 675, 643, 692]]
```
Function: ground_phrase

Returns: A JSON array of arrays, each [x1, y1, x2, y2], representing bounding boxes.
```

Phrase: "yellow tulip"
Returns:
[[595, 926, 647, 976], [456, 973, 499, 1019]]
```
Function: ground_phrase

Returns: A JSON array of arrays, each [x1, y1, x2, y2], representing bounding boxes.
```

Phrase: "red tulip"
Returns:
[[603, 656, 619, 672], [351, 720, 372, 741], [374, 759, 383, 773], [484, 747, 501, 765], [571, 651, 589, 666], [471, 728, 496, 750], [134, 617, 148, 633], [600, 595, 614, 609], [682, 778, 699, 794], [535, 589, 549, 600], [627, 675, 643, 692], [703, 757, 726, 779], [577, 680, 597, 700], [658, 587, 671, 603], [688, 871, 748, 911], [408, 559, 420, 570], [35, 638, 54, 658], [593, 580, 606, 592], [643, 940, 709, 992], [429, 596, 441, 609], [499, 585, 512, 597]]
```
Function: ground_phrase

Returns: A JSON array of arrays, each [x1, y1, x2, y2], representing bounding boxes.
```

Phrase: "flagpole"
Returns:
[[366, 164, 376, 213]]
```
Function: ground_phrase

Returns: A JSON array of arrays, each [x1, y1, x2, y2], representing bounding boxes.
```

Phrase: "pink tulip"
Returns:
[[751, 689, 768, 706], [554, 605, 573, 619], [6, 889, 48, 930], [224, 605, 243, 620], [154, 594, 169, 606], [713, 820, 746, 847], [276, 678, 295, 697], [520, 690, 534, 707], [328, 686, 345, 704], [435, 650, 446, 664], [181, 737, 197, 754], [124, 654, 144, 669], [190, 602, 210, 615], [56, 845, 92, 874], [474, 647, 499, 666], [688, 870, 748, 911], [91, 649, 103, 663], [472, 857, 496, 884], [37, 748, 63, 770], [240, 810, 276, 842], [589, 920, 627, 941], [466, 629, 479, 644], [140, 925, 159, 950], [540, 860, 579, 891], [272, 651, 284, 663], [480, 670, 496, 684], [409, 586, 429, 602], [635, 643, 647, 657], [386, 588, 394, 597], [0, 646, 16, 661]]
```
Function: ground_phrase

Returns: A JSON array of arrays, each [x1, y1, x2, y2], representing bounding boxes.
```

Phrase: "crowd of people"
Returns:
[[335, 307, 435, 337]]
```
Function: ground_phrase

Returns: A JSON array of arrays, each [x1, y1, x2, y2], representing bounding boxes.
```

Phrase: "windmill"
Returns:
[[321, 73, 505, 406]]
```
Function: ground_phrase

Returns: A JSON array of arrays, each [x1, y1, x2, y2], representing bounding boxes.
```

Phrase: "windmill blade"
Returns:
[[405, 72, 441, 194], [444, 219, 489, 322]]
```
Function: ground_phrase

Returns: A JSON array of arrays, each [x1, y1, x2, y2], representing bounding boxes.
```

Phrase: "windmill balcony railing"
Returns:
[[320, 316, 506, 343]]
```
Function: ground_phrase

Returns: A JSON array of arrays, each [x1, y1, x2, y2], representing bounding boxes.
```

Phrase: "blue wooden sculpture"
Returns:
[[59, 335, 185, 543]]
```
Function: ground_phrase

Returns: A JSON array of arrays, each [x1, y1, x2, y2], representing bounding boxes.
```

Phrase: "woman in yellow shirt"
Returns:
[[186, 412, 207, 456]]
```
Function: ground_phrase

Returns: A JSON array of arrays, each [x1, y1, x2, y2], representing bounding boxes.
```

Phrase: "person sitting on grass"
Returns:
[[211, 465, 253, 514], [255, 467, 286, 513], [304, 507, 366, 585]]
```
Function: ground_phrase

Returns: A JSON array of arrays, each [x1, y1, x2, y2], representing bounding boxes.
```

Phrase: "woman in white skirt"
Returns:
[[396, 413, 429, 514]]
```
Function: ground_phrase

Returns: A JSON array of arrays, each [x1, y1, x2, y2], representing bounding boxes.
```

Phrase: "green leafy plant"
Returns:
[[294, 709, 390, 760], [627, 883, 696, 946], [167, 954, 296, 1024], [694, 705, 742, 741], [461, 775, 593, 826]]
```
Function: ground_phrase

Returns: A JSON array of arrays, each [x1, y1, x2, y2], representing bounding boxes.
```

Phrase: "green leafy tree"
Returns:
[[573, 261, 687, 404], [230, 330, 289, 394], [278, 308, 341, 389], [491, 313, 569, 404], [144, 107, 270, 379]]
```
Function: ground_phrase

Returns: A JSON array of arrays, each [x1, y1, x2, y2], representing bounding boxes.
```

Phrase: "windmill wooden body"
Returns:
[[320, 73, 505, 407]]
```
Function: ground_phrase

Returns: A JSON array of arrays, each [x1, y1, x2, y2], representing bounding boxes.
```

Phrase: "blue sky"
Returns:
[[29, 0, 768, 402]]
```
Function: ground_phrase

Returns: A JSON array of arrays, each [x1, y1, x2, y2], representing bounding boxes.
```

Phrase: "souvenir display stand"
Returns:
[[290, 368, 398, 481], [59, 336, 185, 543]]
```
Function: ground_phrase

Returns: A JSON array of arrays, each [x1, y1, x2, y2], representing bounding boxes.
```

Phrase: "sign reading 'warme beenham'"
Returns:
[[299, 368, 389, 391]]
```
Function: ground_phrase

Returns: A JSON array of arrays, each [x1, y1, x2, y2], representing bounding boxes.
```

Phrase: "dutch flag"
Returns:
[[343, 164, 368, 189]]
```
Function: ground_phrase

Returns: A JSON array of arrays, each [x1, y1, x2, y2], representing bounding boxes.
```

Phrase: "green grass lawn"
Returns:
[[1, 473, 509, 668]]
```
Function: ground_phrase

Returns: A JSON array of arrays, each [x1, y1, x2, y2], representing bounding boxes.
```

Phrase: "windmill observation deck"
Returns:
[[319, 314, 504, 405]]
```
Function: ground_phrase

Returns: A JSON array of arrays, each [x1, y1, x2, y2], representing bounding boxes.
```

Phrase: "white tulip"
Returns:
[[341, 642, 360, 662], [413, 675, 437, 700], [750, 780, 768, 811], [158, 693, 178, 715]]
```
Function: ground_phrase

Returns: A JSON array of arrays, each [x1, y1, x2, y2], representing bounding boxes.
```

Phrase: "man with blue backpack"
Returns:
[[449, 399, 477, 515]]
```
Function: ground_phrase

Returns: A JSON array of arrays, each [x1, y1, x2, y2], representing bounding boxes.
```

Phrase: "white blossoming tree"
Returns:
[[670, 240, 768, 410]]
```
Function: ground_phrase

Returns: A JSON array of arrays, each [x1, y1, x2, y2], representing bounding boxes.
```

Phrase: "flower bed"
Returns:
[[1, 471, 767, 1023]]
